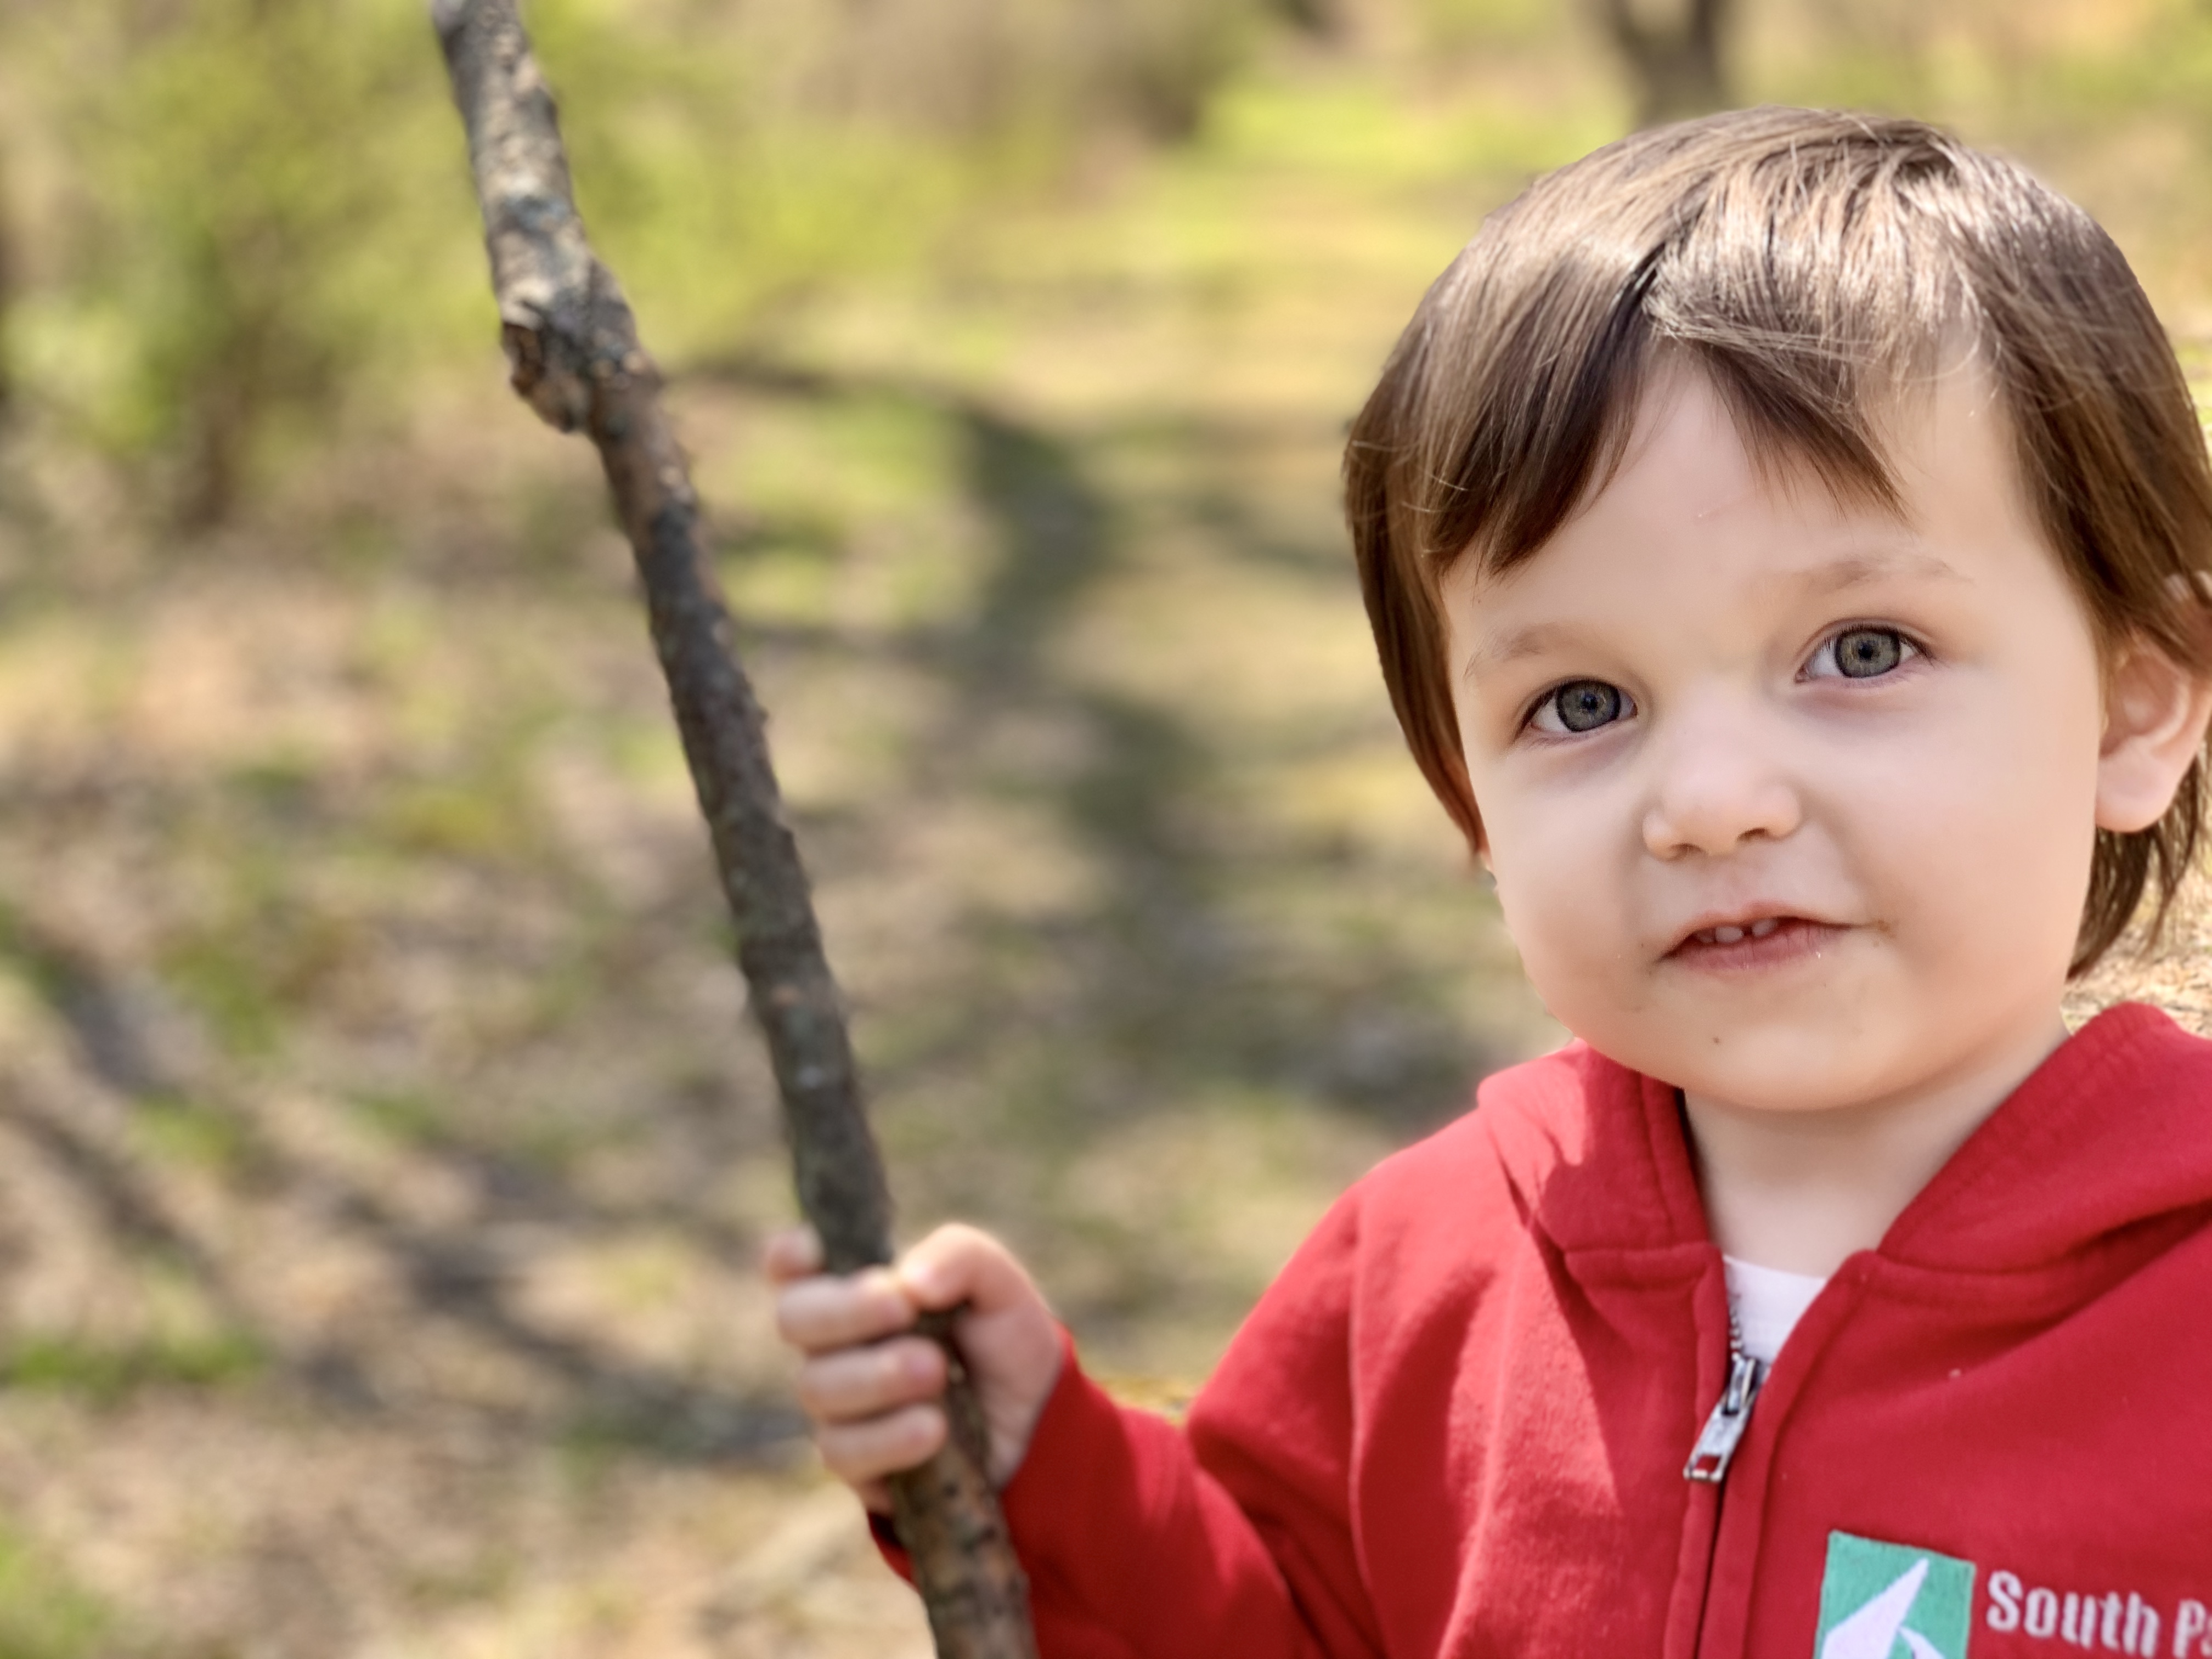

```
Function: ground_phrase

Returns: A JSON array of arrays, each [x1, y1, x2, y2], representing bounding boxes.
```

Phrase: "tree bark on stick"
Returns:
[[428, 6, 1037, 1655]]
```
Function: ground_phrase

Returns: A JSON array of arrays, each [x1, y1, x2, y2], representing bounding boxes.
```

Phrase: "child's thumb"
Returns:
[[895, 1222, 1034, 1316]]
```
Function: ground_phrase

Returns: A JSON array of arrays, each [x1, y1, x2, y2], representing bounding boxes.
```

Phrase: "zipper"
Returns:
[[1682, 1312, 1766, 1484]]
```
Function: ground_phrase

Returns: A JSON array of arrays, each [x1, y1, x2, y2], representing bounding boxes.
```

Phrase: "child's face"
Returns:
[[1444, 363, 2120, 1116]]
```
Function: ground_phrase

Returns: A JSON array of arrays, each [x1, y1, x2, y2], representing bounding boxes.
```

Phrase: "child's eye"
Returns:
[[1529, 679, 1633, 735], [1806, 626, 1918, 681]]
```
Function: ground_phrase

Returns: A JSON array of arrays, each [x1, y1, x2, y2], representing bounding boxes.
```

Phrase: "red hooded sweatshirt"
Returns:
[[908, 1002, 2212, 1658]]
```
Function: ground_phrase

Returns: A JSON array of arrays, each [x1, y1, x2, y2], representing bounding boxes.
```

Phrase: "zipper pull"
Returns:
[[1683, 1347, 1764, 1484]]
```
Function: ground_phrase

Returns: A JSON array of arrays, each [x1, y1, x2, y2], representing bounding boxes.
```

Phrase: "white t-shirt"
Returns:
[[1722, 1255, 1829, 1367]]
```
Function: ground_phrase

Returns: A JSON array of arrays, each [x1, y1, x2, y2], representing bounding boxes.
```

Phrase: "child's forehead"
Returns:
[[1451, 362, 2047, 623], [1471, 357, 1992, 578]]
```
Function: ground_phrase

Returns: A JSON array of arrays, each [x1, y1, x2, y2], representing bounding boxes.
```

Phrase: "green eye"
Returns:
[[1547, 680, 1625, 733], [1827, 628, 1908, 679]]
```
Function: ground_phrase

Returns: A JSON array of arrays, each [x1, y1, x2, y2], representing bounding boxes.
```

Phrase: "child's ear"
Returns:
[[2095, 638, 2212, 834]]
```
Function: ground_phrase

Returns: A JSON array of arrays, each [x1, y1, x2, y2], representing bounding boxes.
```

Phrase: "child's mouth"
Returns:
[[1689, 918, 1784, 946], [1667, 914, 1841, 967]]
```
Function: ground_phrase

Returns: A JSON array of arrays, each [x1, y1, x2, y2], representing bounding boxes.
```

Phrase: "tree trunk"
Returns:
[[1594, 0, 1734, 127], [428, 5, 1039, 1656]]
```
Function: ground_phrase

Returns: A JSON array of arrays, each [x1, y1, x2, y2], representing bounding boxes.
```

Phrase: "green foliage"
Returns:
[[5, 0, 2210, 533], [0, 0, 1299, 530], [10, 0, 469, 526]]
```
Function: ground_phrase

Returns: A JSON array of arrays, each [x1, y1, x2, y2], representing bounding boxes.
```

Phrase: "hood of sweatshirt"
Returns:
[[1475, 1001, 2212, 1281]]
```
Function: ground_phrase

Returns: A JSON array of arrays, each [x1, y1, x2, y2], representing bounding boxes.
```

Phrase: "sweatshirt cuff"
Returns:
[[868, 1324, 1102, 1581], [999, 1324, 1120, 1542]]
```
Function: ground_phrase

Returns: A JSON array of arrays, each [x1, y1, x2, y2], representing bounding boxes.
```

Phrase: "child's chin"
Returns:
[[1593, 1011, 1910, 1114]]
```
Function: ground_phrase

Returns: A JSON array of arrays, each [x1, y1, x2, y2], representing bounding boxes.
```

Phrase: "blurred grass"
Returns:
[[0, 1, 2207, 1654], [3, 1329, 263, 1402], [0, 1523, 121, 1659]]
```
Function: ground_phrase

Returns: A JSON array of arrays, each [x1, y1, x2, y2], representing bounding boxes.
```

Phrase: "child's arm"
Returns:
[[766, 1220, 1374, 1659]]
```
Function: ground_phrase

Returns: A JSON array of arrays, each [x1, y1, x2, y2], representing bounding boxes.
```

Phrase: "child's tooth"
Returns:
[[1750, 918, 1779, 938], [1714, 924, 1745, 944]]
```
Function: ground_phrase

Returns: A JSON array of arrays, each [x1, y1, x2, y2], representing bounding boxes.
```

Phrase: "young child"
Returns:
[[768, 107, 2212, 1657]]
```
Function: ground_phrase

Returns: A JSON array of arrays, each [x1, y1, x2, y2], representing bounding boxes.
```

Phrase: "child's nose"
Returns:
[[1638, 696, 1803, 859]]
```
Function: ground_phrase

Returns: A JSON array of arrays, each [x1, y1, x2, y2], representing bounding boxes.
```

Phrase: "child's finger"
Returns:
[[896, 1222, 1038, 1316], [816, 1402, 947, 1488], [796, 1336, 946, 1424], [761, 1225, 823, 1284], [775, 1266, 918, 1353], [852, 1477, 894, 1516]]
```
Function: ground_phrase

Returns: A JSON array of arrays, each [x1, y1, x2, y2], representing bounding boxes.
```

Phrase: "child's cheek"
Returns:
[[1486, 831, 1624, 1016]]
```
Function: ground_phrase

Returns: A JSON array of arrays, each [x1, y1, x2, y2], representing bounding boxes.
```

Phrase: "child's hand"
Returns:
[[766, 1222, 1065, 1514]]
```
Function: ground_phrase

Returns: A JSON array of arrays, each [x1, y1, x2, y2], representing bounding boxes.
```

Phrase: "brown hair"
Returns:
[[1346, 105, 2212, 973]]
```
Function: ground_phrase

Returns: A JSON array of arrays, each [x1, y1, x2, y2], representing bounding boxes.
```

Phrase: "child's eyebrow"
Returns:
[[1459, 549, 1967, 684], [1459, 623, 1581, 682], [1792, 548, 1968, 597]]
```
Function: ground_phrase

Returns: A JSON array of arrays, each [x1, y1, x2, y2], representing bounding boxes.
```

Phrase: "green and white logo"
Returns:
[[1815, 1532, 1976, 1659]]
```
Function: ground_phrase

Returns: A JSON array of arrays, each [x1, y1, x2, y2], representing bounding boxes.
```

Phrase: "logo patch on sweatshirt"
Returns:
[[1816, 1532, 1977, 1659]]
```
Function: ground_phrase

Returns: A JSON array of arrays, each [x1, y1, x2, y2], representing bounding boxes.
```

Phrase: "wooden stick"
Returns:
[[428, 5, 1037, 1653]]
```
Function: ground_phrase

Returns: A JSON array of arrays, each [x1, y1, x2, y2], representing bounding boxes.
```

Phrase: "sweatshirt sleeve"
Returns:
[[1184, 1187, 1381, 1656], [874, 1193, 1379, 1659]]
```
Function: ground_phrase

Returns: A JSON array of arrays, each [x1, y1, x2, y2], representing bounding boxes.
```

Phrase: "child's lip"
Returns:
[[1663, 907, 1843, 958], [1664, 915, 1850, 972]]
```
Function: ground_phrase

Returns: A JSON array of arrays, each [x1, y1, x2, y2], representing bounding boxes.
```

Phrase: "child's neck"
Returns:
[[1680, 1009, 2071, 1278]]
